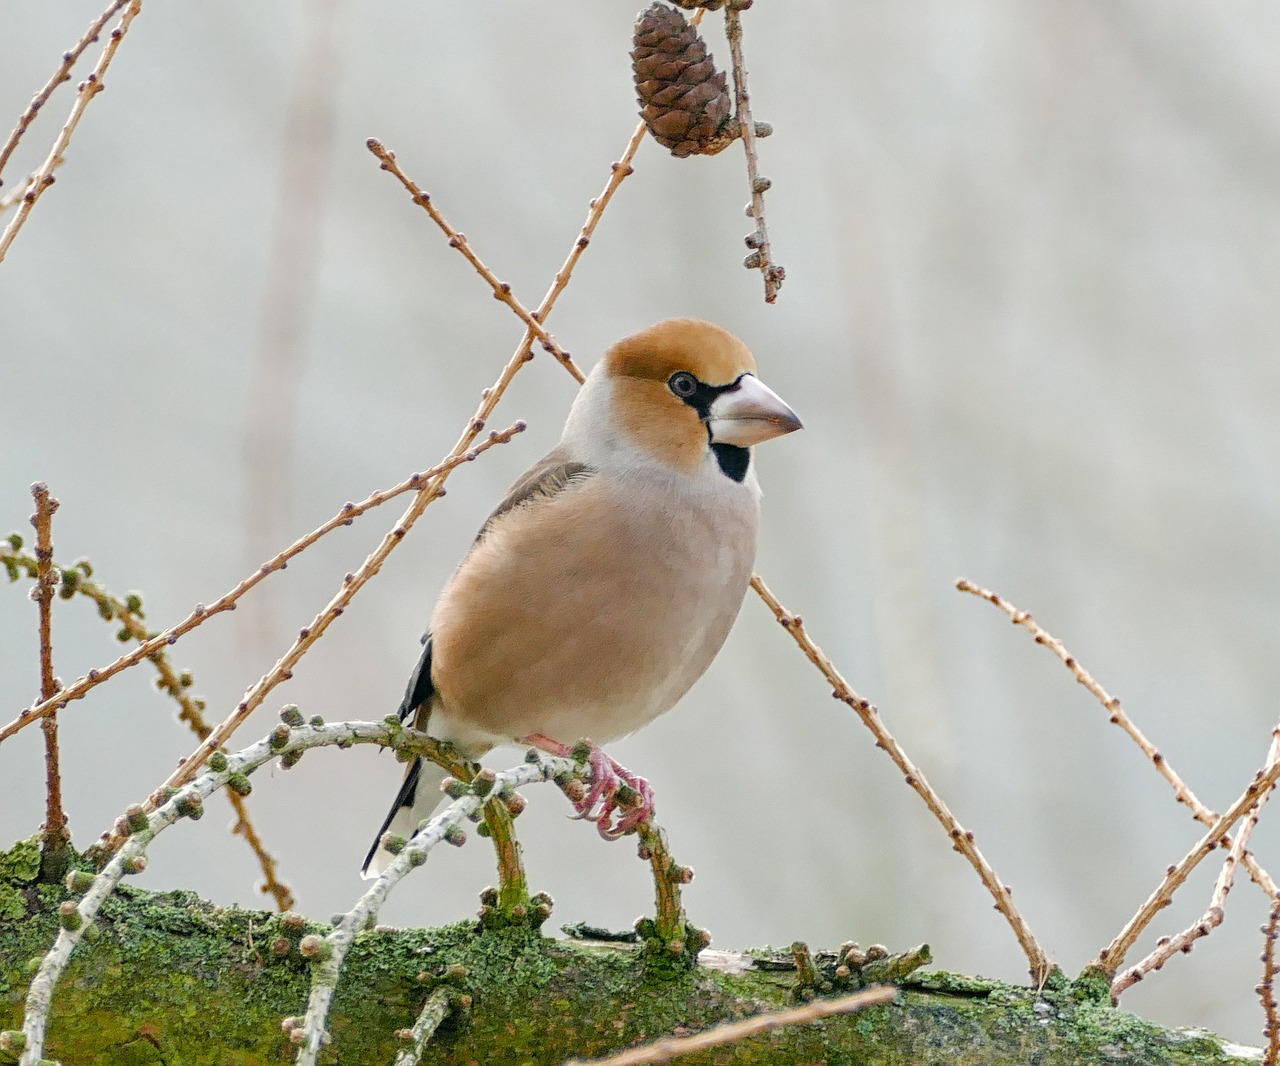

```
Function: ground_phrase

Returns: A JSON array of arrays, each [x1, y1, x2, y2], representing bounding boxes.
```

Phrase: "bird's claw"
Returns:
[[526, 735, 655, 839], [577, 748, 655, 839]]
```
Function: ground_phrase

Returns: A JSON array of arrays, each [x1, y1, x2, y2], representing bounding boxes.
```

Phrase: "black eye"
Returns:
[[669, 372, 698, 398]]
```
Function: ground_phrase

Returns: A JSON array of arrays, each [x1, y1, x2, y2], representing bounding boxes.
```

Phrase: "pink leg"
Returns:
[[523, 734, 655, 840]]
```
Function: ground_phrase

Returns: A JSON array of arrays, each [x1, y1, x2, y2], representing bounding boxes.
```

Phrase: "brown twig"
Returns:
[[120, 425, 528, 835], [103, 115, 656, 834], [1112, 728, 1280, 997], [750, 574, 1054, 986], [367, 140, 585, 383], [563, 986, 897, 1066], [956, 578, 1280, 902], [0, 0, 143, 265], [536, 121, 648, 373], [30, 484, 71, 880], [1093, 725, 1280, 976], [3, 116, 650, 744], [229, 803, 294, 911], [0, 427, 525, 744], [724, 3, 783, 303], [0, 165, 60, 216], [0, 0, 128, 187], [1, 541, 294, 906], [1262, 901, 1280, 1066]]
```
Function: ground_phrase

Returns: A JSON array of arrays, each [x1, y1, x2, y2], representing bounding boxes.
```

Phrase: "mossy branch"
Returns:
[[0, 852, 1259, 1065]]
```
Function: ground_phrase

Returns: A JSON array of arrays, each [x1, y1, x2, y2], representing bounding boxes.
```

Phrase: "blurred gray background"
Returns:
[[3, 0, 1279, 1046]]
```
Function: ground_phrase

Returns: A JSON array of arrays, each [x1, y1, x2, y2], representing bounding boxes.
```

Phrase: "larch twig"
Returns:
[[724, 3, 783, 303], [750, 574, 1054, 986], [1093, 725, 1280, 976], [1111, 728, 1280, 997], [956, 578, 1279, 903], [0, 424, 525, 745], [367, 139, 585, 382], [0, 0, 128, 186], [1262, 901, 1280, 1066], [0, 0, 144, 265], [29, 484, 70, 879], [564, 986, 897, 1066]]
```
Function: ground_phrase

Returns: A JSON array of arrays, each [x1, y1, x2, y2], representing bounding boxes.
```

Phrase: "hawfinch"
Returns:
[[363, 318, 801, 877]]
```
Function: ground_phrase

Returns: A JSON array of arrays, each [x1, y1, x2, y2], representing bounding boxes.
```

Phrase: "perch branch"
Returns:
[[1112, 728, 1280, 996], [750, 574, 1053, 986], [1094, 724, 1280, 976], [565, 986, 898, 1066], [724, 4, 782, 303], [0, 0, 143, 265], [0, 423, 526, 744], [0, 0, 128, 186], [956, 578, 1279, 902], [292, 752, 583, 1066], [17, 717, 578, 1065]]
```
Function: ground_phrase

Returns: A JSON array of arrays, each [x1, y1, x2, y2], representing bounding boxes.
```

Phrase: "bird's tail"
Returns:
[[361, 756, 449, 878]]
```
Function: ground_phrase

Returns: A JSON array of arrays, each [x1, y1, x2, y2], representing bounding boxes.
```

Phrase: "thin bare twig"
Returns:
[[0, 0, 128, 186], [749, 574, 1054, 986], [0, 425, 525, 744], [0, 0, 143, 265], [564, 986, 897, 1066], [5, 119, 650, 745], [537, 119, 648, 368], [1112, 728, 1280, 996], [115, 426, 527, 838], [1, 543, 295, 908], [724, 4, 783, 303], [29, 484, 70, 877], [1094, 725, 1280, 976], [956, 579, 1280, 902], [1262, 901, 1280, 1066], [0, 164, 62, 216], [367, 140, 586, 383]]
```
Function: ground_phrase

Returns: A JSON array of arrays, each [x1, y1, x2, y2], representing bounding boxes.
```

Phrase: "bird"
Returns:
[[363, 318, 801, 877]]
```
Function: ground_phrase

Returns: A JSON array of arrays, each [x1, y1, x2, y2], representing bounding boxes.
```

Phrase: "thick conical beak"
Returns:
[[707, 374, 803, 447]]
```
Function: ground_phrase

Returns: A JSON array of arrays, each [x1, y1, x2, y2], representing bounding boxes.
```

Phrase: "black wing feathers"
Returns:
[[361, 756, 421, 874], [398, 637, 435, 723]]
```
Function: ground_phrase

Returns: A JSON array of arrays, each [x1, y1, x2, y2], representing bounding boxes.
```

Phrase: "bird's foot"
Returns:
[[524, 734, 655, 840]]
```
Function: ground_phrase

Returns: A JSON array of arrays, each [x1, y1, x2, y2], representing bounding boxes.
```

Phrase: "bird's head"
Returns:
[[569, 318, 801, 482]]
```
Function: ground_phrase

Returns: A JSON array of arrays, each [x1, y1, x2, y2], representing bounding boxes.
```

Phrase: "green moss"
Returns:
[[0, 838, 39, 884], [0, 839, 1260, 1065]]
